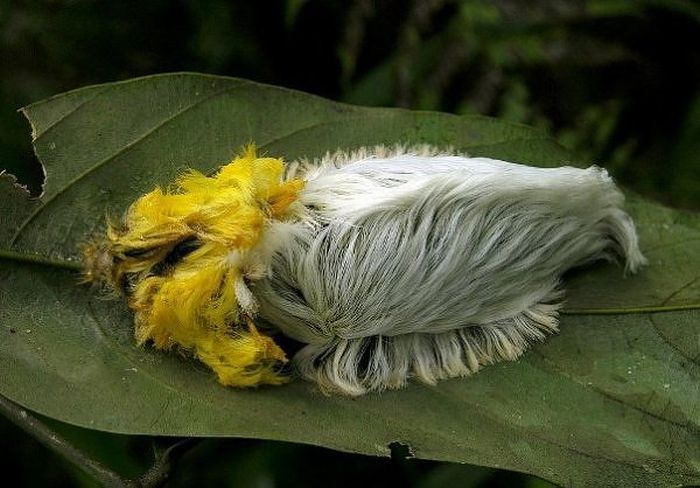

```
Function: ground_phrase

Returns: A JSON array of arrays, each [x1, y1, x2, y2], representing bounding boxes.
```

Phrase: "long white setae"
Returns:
[[253, 146, 646, 395]]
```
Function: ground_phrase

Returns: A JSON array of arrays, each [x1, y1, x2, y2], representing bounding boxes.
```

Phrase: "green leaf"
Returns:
[[1, 73, 698, 487]]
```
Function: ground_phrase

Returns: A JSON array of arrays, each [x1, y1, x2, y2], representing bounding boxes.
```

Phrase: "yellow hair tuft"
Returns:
[[83, 145, 304, 387]]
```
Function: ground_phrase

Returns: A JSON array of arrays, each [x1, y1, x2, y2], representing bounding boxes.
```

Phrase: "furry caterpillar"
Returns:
[[84, 145, 645, 395]]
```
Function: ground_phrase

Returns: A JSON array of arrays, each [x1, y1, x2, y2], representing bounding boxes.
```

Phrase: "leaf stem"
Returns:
[[138, 438, 202, 487], [0, 394, 128, 487], [0, 395, 201, 487]]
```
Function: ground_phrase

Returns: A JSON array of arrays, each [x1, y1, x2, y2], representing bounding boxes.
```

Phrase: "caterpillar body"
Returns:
[[84, 145, 645, 395]]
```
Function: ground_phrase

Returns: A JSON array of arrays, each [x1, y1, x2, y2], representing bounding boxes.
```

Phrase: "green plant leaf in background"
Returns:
[[0, 73, 698, 487]]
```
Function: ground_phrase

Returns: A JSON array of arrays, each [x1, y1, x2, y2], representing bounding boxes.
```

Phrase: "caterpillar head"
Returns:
[[82, 146, 305, 387]]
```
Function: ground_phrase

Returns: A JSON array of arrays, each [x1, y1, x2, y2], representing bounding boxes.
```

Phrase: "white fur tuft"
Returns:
[[253, 146, 646, 395]]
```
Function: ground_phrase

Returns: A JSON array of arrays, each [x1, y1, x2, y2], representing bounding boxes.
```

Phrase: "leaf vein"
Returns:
[[9, 83, 245, 246], [28, 89, 103, 141], [648, 314, 700, 367], [531, 350, 699, 433]]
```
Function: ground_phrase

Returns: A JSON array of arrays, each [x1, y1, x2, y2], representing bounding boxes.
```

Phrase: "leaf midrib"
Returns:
[[1, 248, 698, 317]]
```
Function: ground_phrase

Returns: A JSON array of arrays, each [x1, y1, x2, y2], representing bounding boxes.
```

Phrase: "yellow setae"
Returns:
[[83, 145, 304, 387]]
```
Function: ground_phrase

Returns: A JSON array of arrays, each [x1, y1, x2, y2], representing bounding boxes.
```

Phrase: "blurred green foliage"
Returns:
[[1, 0, 698, 208], [1, 0, 698, 485]]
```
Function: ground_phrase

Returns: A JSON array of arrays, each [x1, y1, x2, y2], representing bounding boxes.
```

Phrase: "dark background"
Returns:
[[1, 0, 698, 486]]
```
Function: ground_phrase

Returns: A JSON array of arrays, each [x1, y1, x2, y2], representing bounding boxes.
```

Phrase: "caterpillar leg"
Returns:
[[294, 297, 562, 396], [192, 322, 289, 388]]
